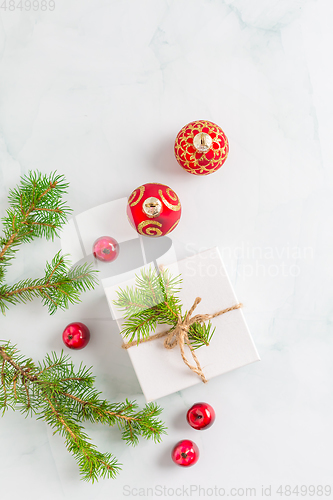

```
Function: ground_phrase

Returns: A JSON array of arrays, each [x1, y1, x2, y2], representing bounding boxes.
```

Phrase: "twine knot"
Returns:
[[164, 313, 190, 349]]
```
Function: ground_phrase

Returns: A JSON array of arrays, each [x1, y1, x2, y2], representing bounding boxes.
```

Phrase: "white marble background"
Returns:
[[0, 1, 332, 499]]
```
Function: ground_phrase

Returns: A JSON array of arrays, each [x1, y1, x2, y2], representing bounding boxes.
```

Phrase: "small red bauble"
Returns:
[[62, 322, 90, 350], [174, 120, 229, 175], [187, 402, 215, 430], [93, 236, 119, 262], [127, 183, 181, 237], [171, 439, 199, 467]]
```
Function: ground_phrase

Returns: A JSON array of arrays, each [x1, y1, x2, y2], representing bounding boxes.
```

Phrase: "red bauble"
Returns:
[[186, 402, 215, 430], [93, 236, 119, 262], [174, 120, 229, 175], [171, 439, 199, 467], [127, 183, 181, 237], [62, 322, 90, 350]]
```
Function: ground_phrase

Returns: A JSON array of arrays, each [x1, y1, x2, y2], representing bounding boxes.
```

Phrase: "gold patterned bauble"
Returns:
[[174, 120, 229, 175], [127, 183, 181, 237]]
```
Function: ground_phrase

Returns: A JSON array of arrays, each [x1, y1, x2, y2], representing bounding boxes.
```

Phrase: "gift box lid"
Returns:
[[103, 247, 260, 402]]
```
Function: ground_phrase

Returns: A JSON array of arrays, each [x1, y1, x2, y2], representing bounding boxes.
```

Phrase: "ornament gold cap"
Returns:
[[142, 197, 162, 218], [193, 132, 212, 153]]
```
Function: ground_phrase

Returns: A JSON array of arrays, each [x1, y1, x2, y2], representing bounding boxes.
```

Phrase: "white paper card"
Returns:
[[60, 197, 138, 262], [75, 198, 138, 255], [103, 248, 260, 401]]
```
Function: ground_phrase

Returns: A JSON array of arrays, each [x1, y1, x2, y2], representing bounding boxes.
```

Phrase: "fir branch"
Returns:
[[114, 267, 183, 343], [42, 391, 120, 482], [0, 171, 71, 269], [188, 321, 216, 350], [114, 267, 215, 350], [0, 342, 167, 482], [114, 267, 182, 317], [0, 170, 98, 315], [0, 252, 98, 315]]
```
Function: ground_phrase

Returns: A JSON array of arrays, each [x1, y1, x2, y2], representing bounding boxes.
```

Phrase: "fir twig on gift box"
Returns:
[[114, 266, 243, 384], [103, 248, 260, 402]]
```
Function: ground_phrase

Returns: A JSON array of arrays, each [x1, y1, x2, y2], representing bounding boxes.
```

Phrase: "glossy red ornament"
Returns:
[[93, 236, 119, 262], [127, 183, 181, 237], [186, 402, 215, 430], [62, 322, 90, 350], [174, 120, 229, 175], [171, 439, 199, 467]]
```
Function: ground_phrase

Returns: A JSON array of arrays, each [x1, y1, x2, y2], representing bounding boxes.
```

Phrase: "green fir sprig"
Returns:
[[0, 171, 98, 314], [0, 342, 166, 482], [113, 267, 216, 350], [0, 252, 96, 315]]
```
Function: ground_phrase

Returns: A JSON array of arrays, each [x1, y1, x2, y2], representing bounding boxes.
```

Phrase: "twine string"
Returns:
[[122, 297, 243, 383]]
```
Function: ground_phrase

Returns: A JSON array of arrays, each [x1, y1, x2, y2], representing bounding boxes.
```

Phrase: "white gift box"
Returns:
[[102, 247, 260, 402]]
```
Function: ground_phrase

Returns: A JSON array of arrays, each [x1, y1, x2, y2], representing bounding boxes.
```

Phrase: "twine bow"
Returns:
[[122, 297, 242, 383]]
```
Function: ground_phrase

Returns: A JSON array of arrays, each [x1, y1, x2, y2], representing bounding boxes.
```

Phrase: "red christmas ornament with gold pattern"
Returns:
[[127, 183, 181, 237], [174, 120, 229, 175]]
